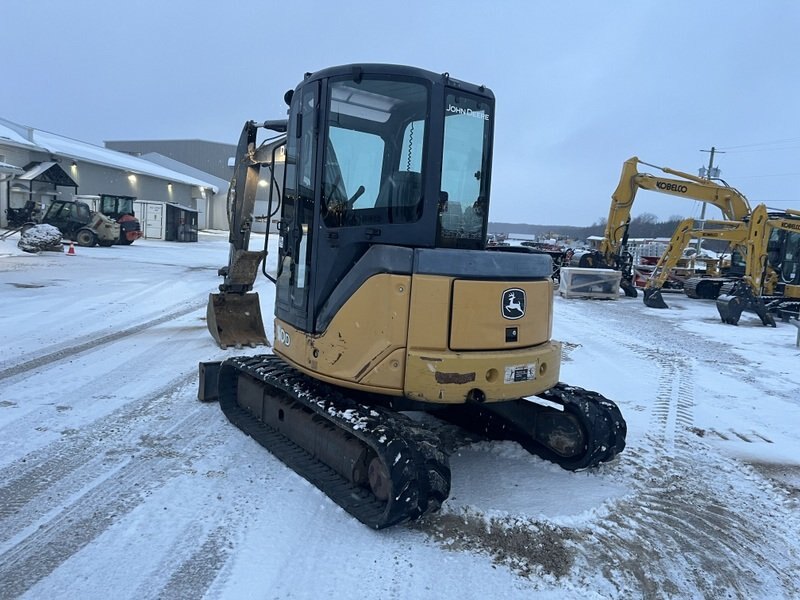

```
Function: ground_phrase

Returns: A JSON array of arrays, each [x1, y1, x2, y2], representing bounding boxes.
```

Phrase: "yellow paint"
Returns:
[[275, 270, 560, 404]]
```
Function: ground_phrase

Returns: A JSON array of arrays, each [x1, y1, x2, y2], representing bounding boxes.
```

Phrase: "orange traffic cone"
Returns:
[[67, 242, 76, 256]]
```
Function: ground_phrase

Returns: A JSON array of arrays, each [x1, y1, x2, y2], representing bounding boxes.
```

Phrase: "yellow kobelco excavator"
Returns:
[[641, 216, 749, 310], [641, 204, 800, 325], [716, 206, 800, 325], [585, 156, 752, 299], [198, 64, 626, 529]]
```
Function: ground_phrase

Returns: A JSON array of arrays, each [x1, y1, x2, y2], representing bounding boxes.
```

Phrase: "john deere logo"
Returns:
[[502, 288, 525, 320]]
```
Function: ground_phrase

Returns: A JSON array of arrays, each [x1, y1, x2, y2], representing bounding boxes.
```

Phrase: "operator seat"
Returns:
[[375, 171, 422, 222]]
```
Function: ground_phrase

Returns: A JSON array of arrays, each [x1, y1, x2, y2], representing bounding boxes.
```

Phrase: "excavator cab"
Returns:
[[276, 66, 490, 336], [209, 65, 494, 347]]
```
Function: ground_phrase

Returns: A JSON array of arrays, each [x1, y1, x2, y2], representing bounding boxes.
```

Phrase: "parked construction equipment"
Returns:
[[642, 216, 750, 309], [75, 194, 143, 244], [642, 204, 800, 325], [198, 64, 626, 529], [716, 206, 800, 325], [585, 156, 753, 298], [40, 198, 121, 247]]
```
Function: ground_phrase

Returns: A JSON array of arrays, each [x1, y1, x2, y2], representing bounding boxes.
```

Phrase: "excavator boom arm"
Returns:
[[206, 119, 287, 348], [601, 156, 752, 260], [643, 218, 748, 292]]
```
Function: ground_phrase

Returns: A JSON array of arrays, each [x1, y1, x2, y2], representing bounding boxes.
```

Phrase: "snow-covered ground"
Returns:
[[1, 232, 799, 599]]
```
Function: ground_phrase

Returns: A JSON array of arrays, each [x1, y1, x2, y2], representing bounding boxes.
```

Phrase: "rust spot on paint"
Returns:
[[435, 371, 476, 385]]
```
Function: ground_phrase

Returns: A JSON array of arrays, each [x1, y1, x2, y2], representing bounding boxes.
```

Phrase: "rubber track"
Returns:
[[536, 383, 627, 469], [440, 383, 626, 471], [216, 355, 450, 529], [683, 277, 727, 300]]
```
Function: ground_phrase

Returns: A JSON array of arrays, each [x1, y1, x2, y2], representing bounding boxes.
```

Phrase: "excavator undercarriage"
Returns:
[[199, 355, 626, 528]]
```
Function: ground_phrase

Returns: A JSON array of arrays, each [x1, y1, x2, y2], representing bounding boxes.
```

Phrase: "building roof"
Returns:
[[0, 161, 24, 175], [18, 161, 78, 186], [140, 152, 229, 191], [0, 117, 219, 193], [0, 119, 43, 150]]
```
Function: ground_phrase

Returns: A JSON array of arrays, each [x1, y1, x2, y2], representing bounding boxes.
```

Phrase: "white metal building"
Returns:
[[0, 117, 219, 232]]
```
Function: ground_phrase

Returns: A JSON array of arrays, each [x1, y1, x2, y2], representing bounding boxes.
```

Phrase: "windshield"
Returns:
[[322, 78, 428, 227], [437, 91, 492, 249], [777, 230, 800, 284], [101, 195, 134, 215]]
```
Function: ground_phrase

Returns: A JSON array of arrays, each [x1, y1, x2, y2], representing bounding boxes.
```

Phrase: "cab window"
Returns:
[[322, 78, 428, 227]]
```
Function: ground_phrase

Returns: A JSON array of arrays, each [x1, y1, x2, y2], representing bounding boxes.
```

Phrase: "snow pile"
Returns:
[[17, 224, 63, 254]]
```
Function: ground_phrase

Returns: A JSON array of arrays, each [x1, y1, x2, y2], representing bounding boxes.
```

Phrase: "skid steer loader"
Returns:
[[199, 64, 626, 529]]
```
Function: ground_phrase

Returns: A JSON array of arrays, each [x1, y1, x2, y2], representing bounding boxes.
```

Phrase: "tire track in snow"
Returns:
[[569, 445, 800, 598], [0, 332, 222, 465], [0, 372, 196, 540], [0, 298, 206, 382], [623, 343, 696, 452], [0, 391, 225, 599], [554, 300, 800, 597], [141, 526, 234, 600], [159, 527, 231, 597]]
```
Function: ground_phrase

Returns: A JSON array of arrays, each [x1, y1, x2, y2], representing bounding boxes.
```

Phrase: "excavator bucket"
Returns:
[[620, 279, 639, 298], [642, 288, 669, 309], [716, 294, 743, 325], [206, 292, 269, 348], [716, 293, 776, 327]]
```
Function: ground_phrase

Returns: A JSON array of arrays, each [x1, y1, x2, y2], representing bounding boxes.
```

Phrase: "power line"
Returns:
[[735, 172, 800, 179], [722, 145, 800, 154], [717, 137, 800, 151]]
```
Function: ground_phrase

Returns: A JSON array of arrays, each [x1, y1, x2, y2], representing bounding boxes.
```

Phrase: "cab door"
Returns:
[[275, 81, 319, 333]]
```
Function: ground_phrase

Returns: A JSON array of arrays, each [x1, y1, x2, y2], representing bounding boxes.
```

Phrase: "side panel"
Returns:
[[405, 274, 451, 350], [274, 267, 560, 403], [273, 274, 412, 393], [449, 279, 552, 350]]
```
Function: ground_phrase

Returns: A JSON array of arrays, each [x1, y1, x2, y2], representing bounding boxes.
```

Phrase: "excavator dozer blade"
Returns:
[[206, 292, 269, 349], [642, 288, 669, 309]]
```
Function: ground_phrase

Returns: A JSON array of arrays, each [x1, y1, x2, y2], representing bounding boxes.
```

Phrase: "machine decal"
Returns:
[[504, 363, 536, 383], [656, 181, 688, 193], [501, 288, 526, 320], [446, 104, 490, 120], [277, 325, 291, 347]]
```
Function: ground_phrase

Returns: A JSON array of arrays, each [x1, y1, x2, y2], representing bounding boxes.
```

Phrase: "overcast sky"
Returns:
[[3, 0, 799, 226]]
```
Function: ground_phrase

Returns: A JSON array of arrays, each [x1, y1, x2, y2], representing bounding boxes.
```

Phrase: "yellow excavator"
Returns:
[[198, 64, 626, 529], [716, 206, 800, 325], [640, 216, 748, 310], [641, 204, 800, 325], [586, 156, 752, 298]]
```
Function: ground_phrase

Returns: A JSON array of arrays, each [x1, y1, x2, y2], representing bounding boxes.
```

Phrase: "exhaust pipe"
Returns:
[[206, 292, 269, 348]]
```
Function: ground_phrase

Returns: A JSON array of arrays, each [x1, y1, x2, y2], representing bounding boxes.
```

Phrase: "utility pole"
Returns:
[[698, 146, 724, 220], [695, 146, 725, 256]]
